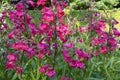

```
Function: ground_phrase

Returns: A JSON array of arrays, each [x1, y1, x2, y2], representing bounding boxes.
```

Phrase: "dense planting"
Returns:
[[0, 0, 120, 80]]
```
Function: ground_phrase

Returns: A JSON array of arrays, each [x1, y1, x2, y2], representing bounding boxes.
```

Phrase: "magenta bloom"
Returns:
[[69, 60, 84, 69], [45, 67, 55, 77], [61, 76, 66, 80], [38, 50, 46, 59], [41, 7, 54, 22], [26, 53, 32, 58], [75, 48, 89, 60], [39, 64, 49, 73], [97, 19, 106, 29], [12, 40, 29, 51], [90, 37, 100, 45], [7, 53, 17, 62], [57, 24, 69, 35], [112, 28, 120, 36], [7, 31, 14, 39], [99, 45, 107, 53], [5, 61, 15, 69], [57, 5, 64, 18], [61, 1, 67, 7], [61, 76, 72, 80], [38, 38, 48, 50], [94, 50, 100, 55], [16, 67, 22, 74], [58, 34, 67, 43], [38, 22, 48, 33], [27, 0, 35, 7], [79, 27, 88, 33], [39, 65, 55, 77], [37, 0, 46, 5], [62, 49, 71, 62], [63, 42, 74, 48], [28, 23, 38, 35], [16, 3, 24, 11]]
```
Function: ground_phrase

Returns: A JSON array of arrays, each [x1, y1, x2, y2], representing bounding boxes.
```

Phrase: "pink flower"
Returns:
[[61, 1, 67, 7], [79, 27, 88, 33], [45, 67, 55, 77], [7, 31, 14, 39], [108, 37, 117, 47], [38, 50, 46, 59], [1, 23, 8, 29], [26, 53, 32, 58], [37, 0, 46, 6], [99, 45, 107, 53], [26, 13, 32, 24], [52, 43, 58, 49], [27, 1, 35, 7], [16, 3, 24, 11], [90, 37, 100, 45], [58, 34, 67, 43], [112, 28, 120, 36], [98, 34, 107, 43], [74, 48, 89, 60], [5, 61, 15, 69], [62, 49, 71, 62], [12, 40, 29, 50], [63, 42, 74, 48], [93, 12, 101, 17], [28, 23, 38, 35], [41, 7, 54, 22], [69, 60, 84, 68], [97, 19, 106, 29], [38, 38, 48, 50], [38, 22, 48, 33], [26, 48, 36, 55], [94, 50, 100, 55], [77, 38, 83, 43], [16, 67, 22, 74], [39, 64, 49, 73], [57, 24, 69, 35], [7, 53, 17, 62], [61, 76, 66, 80], [57, 5, 64, 18], [108, 37, 116, 44]]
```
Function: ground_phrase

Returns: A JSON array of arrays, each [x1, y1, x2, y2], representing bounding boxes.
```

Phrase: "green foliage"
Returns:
[[68, 0, 120, 10], [96, 0, 119, 9]]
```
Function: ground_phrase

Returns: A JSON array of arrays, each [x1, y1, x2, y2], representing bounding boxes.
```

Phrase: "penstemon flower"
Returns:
[[37, 0, 46, 6], [1, 0, 120, 79], [16, 67, 22, 74]]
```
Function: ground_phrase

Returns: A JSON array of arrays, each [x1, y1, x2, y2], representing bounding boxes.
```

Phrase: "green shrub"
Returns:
[[69, 0, 120, 10]]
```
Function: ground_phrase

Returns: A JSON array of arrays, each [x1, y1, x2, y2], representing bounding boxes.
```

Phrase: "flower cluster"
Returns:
[[39, 64, 55, 77], [5, 53, 17, 69], [0, 0, 120, 79], [62, 43, 89, 69]]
